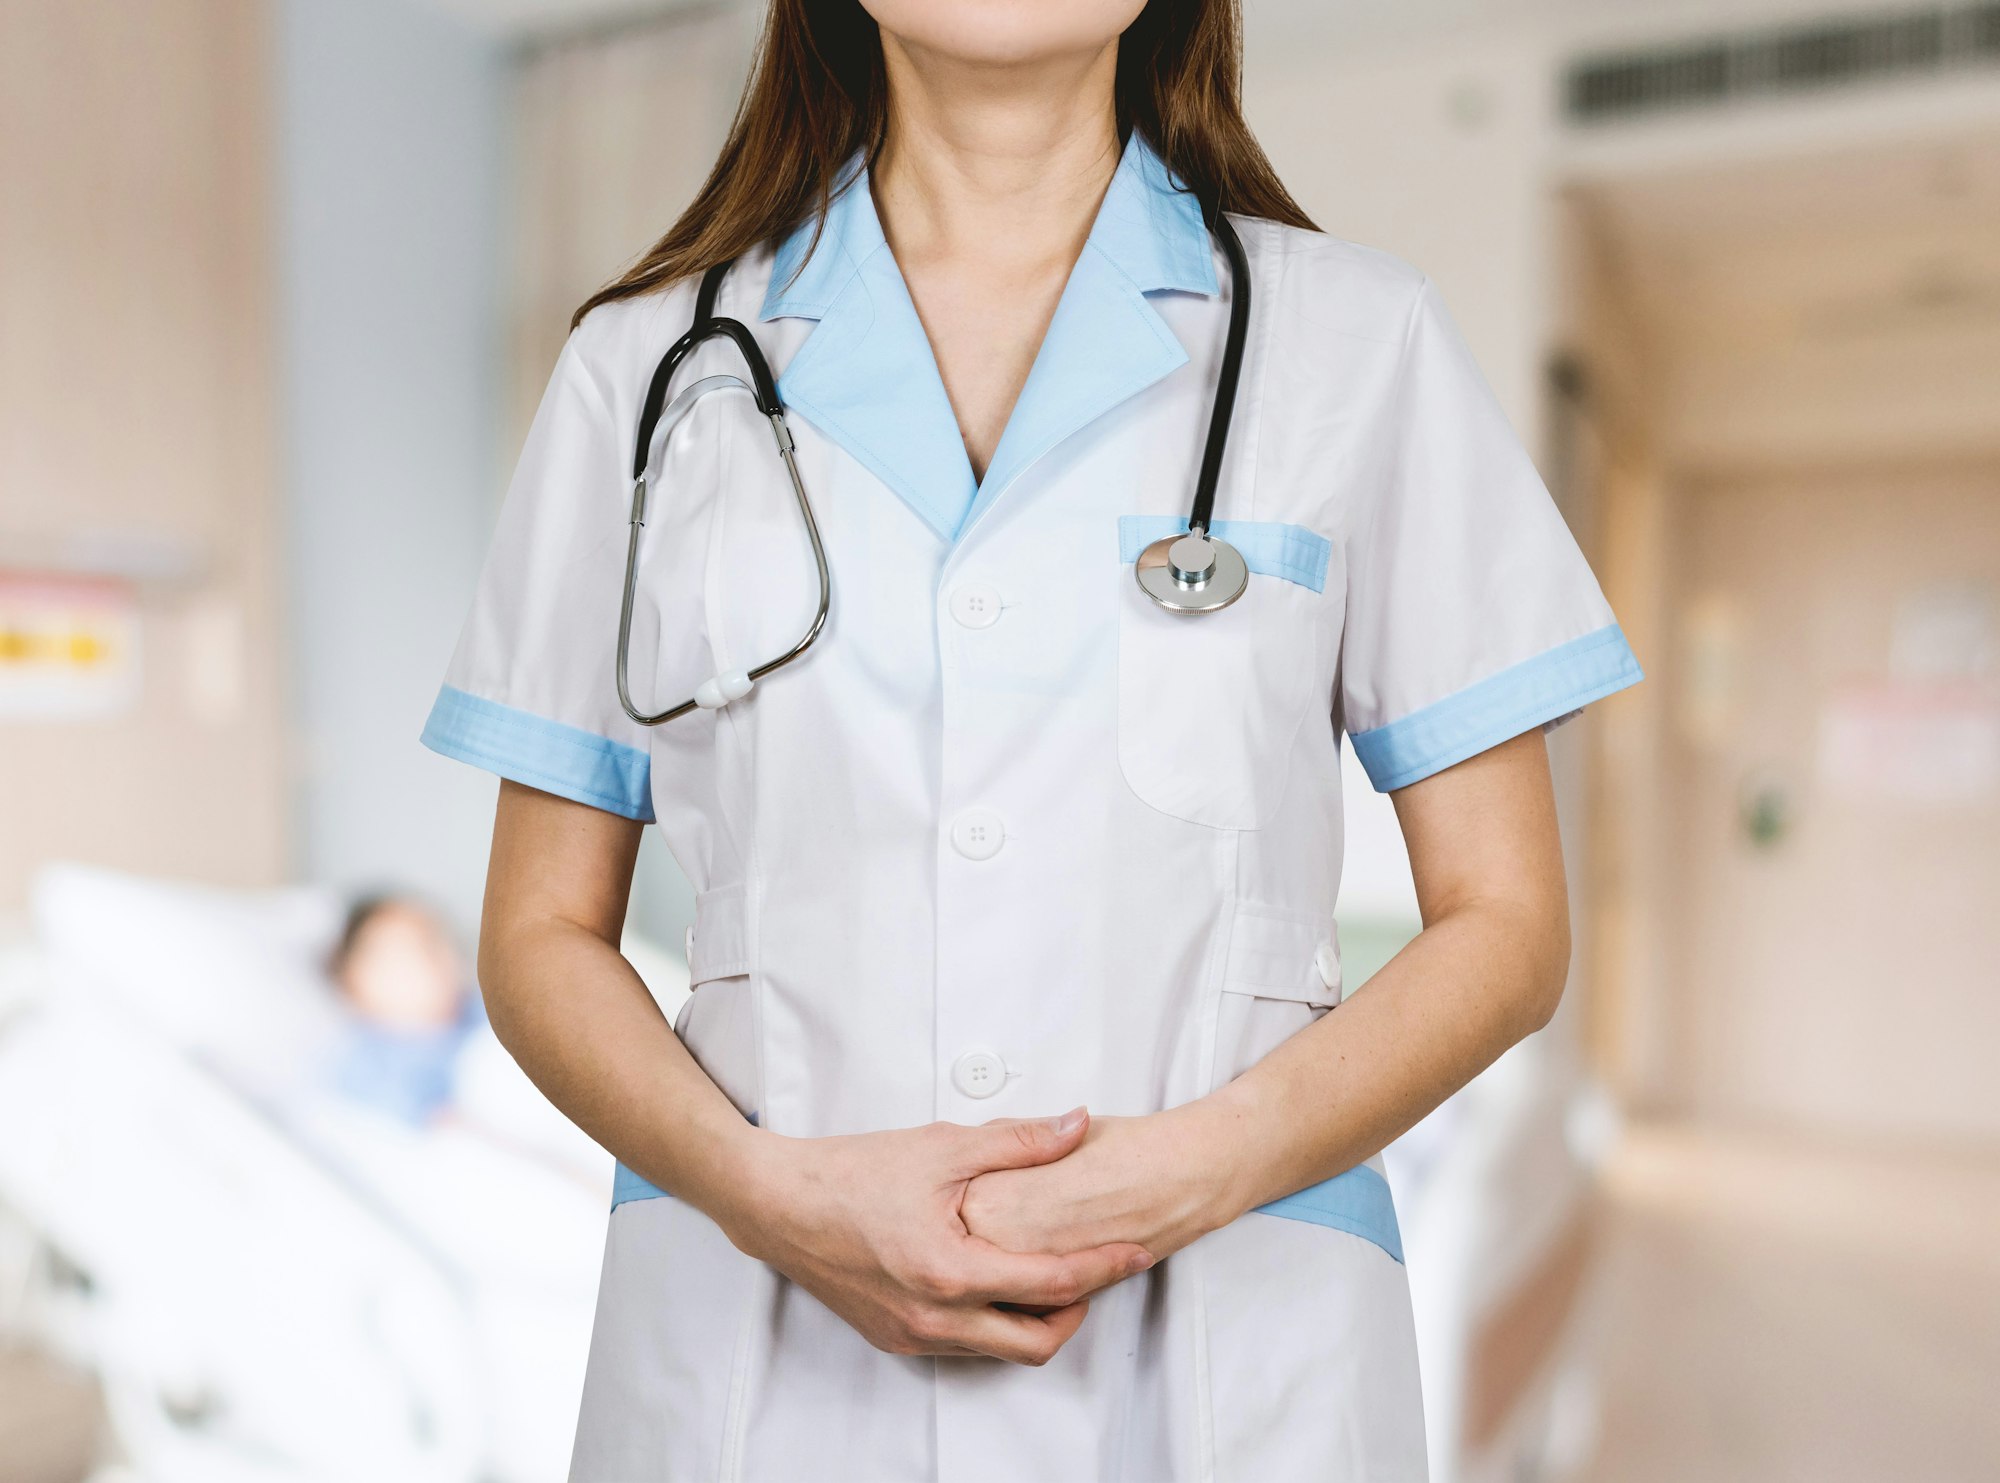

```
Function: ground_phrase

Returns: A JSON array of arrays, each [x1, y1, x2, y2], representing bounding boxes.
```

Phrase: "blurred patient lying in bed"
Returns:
[[17, 862, 616, 1235], [324, 892, 484, 1128]]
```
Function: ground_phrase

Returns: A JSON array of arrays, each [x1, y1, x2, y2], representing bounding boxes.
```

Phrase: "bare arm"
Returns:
[[1213, 727, 1571, 1203], [962, 729, 1571, 1253], [478, 782, 752, 1213], [479, 780, 1150, 1364]]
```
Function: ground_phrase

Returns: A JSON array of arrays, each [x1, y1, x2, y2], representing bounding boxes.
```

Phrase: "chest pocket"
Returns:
[[1115, 517, 1333, 829]]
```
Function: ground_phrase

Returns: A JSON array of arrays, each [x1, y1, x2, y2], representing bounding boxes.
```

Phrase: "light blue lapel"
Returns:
[[761, 166, 976, 540], [965, 134, 1216, 538], [760, 133, 1218, 545]]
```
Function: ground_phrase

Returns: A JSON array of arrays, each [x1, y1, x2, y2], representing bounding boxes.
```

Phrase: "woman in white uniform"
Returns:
[[422, 1, 1643, 1477]]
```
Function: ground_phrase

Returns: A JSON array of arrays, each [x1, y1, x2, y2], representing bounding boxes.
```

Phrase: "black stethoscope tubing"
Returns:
[[1188, 209, 1250, 539], [618, 204, 1252, 725]]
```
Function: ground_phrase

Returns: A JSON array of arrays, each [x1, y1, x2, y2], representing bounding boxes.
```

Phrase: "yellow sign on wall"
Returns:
[[0, 572, 142, 720]]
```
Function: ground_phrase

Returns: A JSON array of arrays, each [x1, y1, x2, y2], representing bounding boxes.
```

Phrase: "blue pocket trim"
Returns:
[[420, 685, 655, 822], [1117, 516, 1332, 594], [1349, 623, 1644, 793], [1254, 1163, 1403, 1263]]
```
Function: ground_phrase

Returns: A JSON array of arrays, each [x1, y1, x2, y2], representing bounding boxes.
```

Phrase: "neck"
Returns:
[[871, 33, 1121, 272]]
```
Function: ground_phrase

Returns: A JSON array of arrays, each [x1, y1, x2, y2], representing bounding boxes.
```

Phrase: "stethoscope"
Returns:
[[616, 208, 1253, 727]]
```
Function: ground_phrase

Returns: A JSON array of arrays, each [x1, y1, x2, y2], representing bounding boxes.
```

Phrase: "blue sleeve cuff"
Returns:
[[420, 685, 655, 822], [1349, 624, 1643, 792]]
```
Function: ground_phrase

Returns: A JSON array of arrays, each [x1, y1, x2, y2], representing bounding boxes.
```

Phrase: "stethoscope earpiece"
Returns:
[[1134, 530, 1249, 613]]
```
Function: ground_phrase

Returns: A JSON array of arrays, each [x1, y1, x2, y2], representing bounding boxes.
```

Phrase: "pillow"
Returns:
[[29, 862, 347, 1100]]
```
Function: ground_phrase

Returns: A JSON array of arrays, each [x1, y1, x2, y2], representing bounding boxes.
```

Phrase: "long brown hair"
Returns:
[[572, 0, 1314, 329]]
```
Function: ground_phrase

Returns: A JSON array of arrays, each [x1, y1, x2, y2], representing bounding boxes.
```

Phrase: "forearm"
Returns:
[[1194, 892, 1568, 1222], [480, 915, 768, 1226]]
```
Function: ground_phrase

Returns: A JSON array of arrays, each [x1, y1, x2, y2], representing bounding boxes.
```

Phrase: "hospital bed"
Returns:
[[1388, 1036, 1608, 1483], [0, 865, 645, 1483]]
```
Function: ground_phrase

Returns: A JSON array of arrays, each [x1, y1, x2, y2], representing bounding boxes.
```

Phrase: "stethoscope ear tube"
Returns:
[[618, 260, 831, 726], [631, 329, 781, 482], [1187, 211, 1250, 539]]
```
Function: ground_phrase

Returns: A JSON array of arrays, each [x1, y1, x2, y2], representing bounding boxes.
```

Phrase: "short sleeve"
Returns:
[[418, 333, 656, 821], [1338, 279, 1642, 793]]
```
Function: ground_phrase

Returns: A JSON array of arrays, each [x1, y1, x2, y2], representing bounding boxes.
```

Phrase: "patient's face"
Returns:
[[335, 901, 466, 1031]]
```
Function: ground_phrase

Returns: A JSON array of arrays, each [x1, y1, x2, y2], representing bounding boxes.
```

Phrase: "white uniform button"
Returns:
[[1315, 941, 1342, 997], [951, 1049, 1007, 1099], [949, 807, 1006, 860], [949, 582, 1003, 629]]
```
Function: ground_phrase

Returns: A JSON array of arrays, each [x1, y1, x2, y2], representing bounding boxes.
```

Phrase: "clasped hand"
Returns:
[[728, 1106, 1233, 1367]]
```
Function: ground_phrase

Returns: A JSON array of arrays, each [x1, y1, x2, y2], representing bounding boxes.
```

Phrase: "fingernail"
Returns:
[[1129, 1253, 1156, 1274], [1049, 1106, 1087, 1135]]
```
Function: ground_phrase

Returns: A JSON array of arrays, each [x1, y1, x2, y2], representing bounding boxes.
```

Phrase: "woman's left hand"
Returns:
[[959, 1104, 1249, 1264]]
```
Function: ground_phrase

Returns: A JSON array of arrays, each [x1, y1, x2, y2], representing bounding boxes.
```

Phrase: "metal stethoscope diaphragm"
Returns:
[[1133, 529, 1250, 613]]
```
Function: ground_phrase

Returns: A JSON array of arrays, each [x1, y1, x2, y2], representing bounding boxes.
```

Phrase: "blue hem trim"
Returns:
[[1117, 516, 1332, 593], [1350, 624, 1643, 793], [614, 1153, 1402, 1264], [1254, 1163, 1403, 1263], [611, 1162, 669, 1208], [420, 685, 655, 823], [612, 1111, 758, 1208]]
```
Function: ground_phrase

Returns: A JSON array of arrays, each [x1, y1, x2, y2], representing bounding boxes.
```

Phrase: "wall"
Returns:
[[1666, 462, 2000, 1141], [277, 0, 511, 927], [0, 1, 286, 909], [510, 6, 758, 433]]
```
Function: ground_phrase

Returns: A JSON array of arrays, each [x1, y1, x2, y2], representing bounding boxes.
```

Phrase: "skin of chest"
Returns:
[[893, 236, 1084, 483]]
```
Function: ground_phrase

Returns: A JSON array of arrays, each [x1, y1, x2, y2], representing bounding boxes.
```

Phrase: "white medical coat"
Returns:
[[423, 132, 1642, 1482]]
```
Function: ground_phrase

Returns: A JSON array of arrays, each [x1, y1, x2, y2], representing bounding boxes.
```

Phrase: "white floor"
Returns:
[[0, 1345, 99, 1483]]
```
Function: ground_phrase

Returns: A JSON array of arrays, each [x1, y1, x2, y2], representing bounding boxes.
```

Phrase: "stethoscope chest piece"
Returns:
[[1135, 531, 1249, 613]]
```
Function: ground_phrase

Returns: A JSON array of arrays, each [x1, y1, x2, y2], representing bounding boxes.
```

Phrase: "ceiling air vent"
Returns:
[[1565, 4, 2000, 123]]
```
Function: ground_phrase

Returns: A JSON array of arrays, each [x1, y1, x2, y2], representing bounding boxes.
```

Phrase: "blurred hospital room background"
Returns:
[[3, 0, 1997, 1478]]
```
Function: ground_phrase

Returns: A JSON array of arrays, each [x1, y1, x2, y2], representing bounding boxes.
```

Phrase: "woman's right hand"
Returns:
[[720, 1108, 1154, 1366]]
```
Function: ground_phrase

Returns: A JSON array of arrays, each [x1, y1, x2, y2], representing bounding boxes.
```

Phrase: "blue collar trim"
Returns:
[[762, 156, 877, 320], [756, 132, 1221, 543], [760, 132, 1215, 323]]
